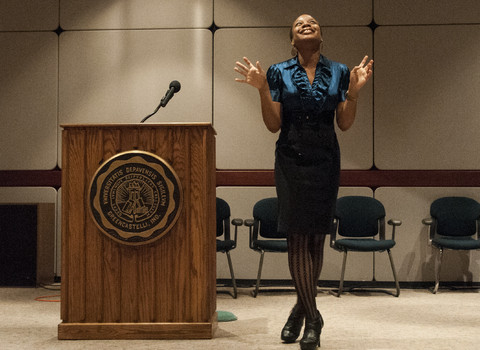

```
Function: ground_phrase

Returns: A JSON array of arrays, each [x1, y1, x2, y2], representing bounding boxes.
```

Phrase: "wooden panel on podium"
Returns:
[[58, 123, 216, 340]]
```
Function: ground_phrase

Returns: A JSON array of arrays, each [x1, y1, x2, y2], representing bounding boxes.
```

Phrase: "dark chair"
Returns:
[[330, 196, 402, 297], [422, 196, 480, 294], [216, 197, 243, 299], [244, 197, 288, 297]]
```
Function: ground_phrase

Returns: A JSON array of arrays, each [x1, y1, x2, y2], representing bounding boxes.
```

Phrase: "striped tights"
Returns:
[[287, 233, 326, 320]]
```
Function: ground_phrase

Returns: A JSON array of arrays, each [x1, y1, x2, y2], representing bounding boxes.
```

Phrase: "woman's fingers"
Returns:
[[235, 61, 248, 72], [366, 59, 374, 70], [358, 55, 368, 67], [256, 61, 264, 74], [234, 57, 266, 88], [352, 57, 374, 76], [235, 56, 259, 74], [234, 65, 247, 76], [243, 56, 254, 67], [234, 61, 248, 83]]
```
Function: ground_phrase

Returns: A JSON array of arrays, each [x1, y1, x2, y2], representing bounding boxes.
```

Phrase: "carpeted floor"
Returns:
[[1, 286, 479, 349]]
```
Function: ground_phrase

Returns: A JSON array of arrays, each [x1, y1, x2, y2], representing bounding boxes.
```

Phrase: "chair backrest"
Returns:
[[216, 197, 231, 238], [253, 197, 284, 239], [335, 196, 385, 237], [430, 196, 480, 237]]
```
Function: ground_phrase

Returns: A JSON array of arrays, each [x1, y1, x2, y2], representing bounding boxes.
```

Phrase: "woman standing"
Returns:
[[235, 14, 373, 350]]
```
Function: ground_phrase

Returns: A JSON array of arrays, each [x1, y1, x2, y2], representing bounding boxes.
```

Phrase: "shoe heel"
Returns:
[[300, 338, 321, 350], [300, 313, 323, 350]]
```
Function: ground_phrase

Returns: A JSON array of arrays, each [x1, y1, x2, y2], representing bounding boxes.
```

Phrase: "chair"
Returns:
[[330, 196, 402, 297], [422, 196, 480, 294], [244, 197, 288, 297], [216, 197, 243, 299]]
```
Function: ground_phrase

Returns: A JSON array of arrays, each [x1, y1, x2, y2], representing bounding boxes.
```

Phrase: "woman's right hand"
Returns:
[[234, 57, 268, 91]]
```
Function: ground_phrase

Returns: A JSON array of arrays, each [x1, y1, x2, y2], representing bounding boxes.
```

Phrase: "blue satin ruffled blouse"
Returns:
[[266, 55, 350, 147]]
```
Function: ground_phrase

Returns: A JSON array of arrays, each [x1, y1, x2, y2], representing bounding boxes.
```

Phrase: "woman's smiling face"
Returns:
[[290, 14, 323, 46]]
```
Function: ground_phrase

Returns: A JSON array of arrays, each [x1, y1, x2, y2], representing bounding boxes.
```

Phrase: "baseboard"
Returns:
[[216, 279, 480, 290]]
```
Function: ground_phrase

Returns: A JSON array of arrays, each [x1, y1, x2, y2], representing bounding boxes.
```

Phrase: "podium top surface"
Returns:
[[61, 122, 214, 129]]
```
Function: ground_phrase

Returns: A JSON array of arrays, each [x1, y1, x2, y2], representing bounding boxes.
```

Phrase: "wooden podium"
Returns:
[[58, 123, 217, 340]]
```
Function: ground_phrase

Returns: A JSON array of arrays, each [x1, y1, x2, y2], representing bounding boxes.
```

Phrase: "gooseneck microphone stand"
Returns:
[[140, 102, 163, 123], [140, 80, 181, 123]]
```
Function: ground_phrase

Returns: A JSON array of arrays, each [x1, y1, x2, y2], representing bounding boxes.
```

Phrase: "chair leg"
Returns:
[[252, 250, 265, 298], [226, 251, 237, 299], [334, 250, 348, 297], [432, 247, 444, 294], [387, 249, 400, 297]]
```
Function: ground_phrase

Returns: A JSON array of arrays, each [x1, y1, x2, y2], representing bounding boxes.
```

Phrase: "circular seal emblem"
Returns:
[[89, 151, 183, 245]]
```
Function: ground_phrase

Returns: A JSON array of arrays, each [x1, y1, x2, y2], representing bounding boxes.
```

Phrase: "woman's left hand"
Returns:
[[348, 55, 373, 96]]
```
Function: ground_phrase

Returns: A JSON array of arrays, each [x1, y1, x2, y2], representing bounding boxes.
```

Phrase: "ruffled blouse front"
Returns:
[[266, 55, 350, 148]]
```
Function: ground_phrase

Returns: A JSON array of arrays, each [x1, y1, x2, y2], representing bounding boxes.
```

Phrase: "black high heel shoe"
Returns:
[[300, 312, 324, 350], [281, 306, 305, 343]]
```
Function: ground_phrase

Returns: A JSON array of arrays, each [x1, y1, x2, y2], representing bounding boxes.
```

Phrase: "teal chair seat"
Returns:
[[335, 238, 396, 252], [216, 239, 236, 252], [432, 236, 480, 250], [253, 239, 288, 252]]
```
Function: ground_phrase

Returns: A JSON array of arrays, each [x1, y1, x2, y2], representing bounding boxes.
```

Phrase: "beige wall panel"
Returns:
[[215, 27, 373, 170], [374, 25, 480, 170], [326, 27, 373, 170], [0, 32, 58, 170], [216, 187, 373, 281], [59, 30, 212, 124], [214, 28, 288, 170], [58, 29, 212, 165], [61, 0, 213, 29], [0, 0, 58, 31], [215, 0, 372, 27], [375, 187, 480, 283], [0, 187, 57, 204], [375, 0, 480, 25]]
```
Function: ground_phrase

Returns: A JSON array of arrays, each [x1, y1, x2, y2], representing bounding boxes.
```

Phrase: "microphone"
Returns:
[[140, 80, 181, 123], [160, 80, 181, 107]]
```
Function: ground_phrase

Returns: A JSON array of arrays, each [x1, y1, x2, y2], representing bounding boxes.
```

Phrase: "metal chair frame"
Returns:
[[216, 198, 243, 299]]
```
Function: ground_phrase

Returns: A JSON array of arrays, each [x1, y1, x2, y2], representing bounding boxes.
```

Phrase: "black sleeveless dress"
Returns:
[[266, 55, 350, 235]]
